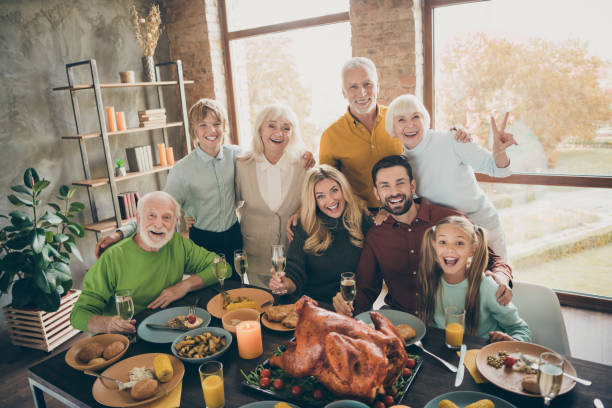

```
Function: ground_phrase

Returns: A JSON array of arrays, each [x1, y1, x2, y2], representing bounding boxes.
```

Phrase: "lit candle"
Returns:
[[116, 111, 126, 131], [157, 143, 167, 166], [166, 147, 175, 166], [236, 320, 263, 359], [106, 106, 116, 132]]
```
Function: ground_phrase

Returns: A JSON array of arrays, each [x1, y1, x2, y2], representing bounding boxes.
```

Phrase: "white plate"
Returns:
[[137, 306, 211, 343], [424, 391, 517, 408], [354, 309, 426, 345]]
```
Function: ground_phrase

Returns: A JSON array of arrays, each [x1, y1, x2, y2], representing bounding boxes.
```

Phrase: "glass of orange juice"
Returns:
[[444, 306, 465, 349], [199, 361, 225, 408]]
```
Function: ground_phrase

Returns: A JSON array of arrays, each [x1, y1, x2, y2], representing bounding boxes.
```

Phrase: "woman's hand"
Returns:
[[491, 112, 518, 168], [372, 208, 390, 226], [95, 231, 123, 258], [302, 151, 316, 168], [286, 213, 300, 242], [488, 331, 515, 343], [332, 292, 354, 317], [269, 270, 286, 293]]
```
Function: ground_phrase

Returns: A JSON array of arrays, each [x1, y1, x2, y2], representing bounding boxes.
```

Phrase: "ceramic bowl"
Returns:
[[171, 326, 232, 364], [221, 308, 260, 334], [65, 333, 129, 371]]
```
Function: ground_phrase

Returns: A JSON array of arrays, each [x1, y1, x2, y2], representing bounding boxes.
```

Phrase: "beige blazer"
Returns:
[[235, 157, 306, 288]]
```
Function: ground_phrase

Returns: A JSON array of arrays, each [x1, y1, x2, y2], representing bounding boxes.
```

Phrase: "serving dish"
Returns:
[[91, 353, 184, 407], [475, 341, 577, 397], [222, 307, 261, 334], [354, 309, 426, 345], [65, 333, 129, 371], [137, 306, 211, 343], [170, 326, 232, 364], [207, 288, 274, 319]]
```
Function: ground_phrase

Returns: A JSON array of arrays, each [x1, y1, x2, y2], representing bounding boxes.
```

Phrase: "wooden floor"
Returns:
[[0, 307, 610, 407]]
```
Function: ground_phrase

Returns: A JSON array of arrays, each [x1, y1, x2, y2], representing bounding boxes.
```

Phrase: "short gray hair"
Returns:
[[385, 94, 431, 137], [341, 57, 378, 84], [137, 191, 181, 222]]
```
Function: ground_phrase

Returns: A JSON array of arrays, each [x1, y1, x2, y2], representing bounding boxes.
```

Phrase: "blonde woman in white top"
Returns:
[[236, 103, 310, 288]]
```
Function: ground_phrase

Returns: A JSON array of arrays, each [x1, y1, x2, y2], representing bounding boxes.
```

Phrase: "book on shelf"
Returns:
[[139, 121, 167, 128], [138, 113, 166, 120], [125, 145, 153, 172], [117, 191, 140, 220], [138, 108, 166, 115]]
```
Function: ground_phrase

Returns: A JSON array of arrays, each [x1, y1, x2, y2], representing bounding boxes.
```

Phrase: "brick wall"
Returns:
[[164, 0, 227, 110], [349, 0, 422, 105]]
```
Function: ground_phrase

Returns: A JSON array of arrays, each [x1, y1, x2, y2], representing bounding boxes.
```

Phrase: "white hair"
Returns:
[[240, 103, 305, 163], [385, 94, 431, 136], [137, 191, 181, 222], [341, 57, 378, 84]]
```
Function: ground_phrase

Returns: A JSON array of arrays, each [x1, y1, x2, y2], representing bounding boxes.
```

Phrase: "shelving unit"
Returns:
[[53, 59, 193, 238]]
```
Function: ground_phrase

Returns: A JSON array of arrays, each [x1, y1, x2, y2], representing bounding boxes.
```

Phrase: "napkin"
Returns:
[[141, 380, 182, 408], [457, 349, 488, 384]]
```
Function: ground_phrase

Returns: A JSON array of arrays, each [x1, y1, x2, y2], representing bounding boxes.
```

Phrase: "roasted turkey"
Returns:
[[268, 296, 408, 402]]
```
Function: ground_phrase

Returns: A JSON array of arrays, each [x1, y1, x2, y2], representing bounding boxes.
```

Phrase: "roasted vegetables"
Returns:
[[174, 332, 227, 358]]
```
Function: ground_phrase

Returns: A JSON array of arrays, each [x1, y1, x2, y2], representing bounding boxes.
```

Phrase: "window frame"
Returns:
[[219, 0, 349, 144], [424, 0, 612, 312]]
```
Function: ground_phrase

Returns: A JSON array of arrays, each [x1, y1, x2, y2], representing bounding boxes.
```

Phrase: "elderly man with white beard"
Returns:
[[70, 191, 226, 334]]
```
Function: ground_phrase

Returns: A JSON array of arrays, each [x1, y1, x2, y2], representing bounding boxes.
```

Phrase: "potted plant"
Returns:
[[115, 158, 126, 177], [1, 168, 85, 312]]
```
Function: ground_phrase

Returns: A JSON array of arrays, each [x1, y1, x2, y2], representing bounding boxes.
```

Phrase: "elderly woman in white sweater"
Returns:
[[236, 103, 311, 288], [386, 94, 517, 260]]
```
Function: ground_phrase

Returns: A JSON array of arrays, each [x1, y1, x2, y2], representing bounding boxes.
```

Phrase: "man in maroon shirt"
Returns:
[[333, 155, 513, 316]]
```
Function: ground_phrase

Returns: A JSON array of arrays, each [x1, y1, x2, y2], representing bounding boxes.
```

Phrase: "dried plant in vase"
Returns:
[[129, 3, 163, 81]]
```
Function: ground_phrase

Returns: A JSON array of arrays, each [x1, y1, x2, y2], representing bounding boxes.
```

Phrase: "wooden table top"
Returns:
[[28, 281, 612, 408]]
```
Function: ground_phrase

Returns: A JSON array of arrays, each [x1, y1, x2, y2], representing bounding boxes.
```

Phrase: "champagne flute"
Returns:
[[340, 272, 356, 307], [538, 351, 564, 406], [115, 289, 135, 342], [271, 244, 287, 295], [233, 249, 248, 288], [214, 255, 229, 291]]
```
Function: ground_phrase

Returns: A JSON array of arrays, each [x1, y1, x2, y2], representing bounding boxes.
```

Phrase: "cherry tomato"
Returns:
[[273, 378, 284, 390], [258, 377, 270, 388], [374, 401, 386, 408], [187, 314, 196, 324], [291, 385, 303, 397], [383, 394, 395, 406], [260, 369, 271, 378], [405, 357, 416, 368], [504, 355, 516, 368], [313, 389, 324, 400], [403, 367, 412, 377]]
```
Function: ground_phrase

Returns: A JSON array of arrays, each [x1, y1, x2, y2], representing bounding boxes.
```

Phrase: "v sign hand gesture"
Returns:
[[491, 112, 518, 168]]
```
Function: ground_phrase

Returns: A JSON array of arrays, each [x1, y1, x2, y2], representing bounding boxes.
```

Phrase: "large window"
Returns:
[[426, 0, 612, 305], [221, 0, 351, 152]]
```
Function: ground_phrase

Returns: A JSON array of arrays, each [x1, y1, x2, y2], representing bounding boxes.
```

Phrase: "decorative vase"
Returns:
[[115, 167, 126, 177], [142, 56, 156, 82]]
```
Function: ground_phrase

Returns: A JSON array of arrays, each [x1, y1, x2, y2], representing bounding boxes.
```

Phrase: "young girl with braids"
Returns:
[[418, 216, 530, 342]]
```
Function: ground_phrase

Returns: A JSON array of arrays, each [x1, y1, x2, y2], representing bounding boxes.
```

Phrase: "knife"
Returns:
[[146, 323, 190, 331], [455, 344, 466, 387]]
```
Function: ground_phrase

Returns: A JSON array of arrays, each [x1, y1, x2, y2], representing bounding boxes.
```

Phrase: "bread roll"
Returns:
[[103, 341, 125, 360], [78, 342, 104, 363], [522, 374, 540, 394], [88, 357, 106, 366], [130, 378, 159, 401]]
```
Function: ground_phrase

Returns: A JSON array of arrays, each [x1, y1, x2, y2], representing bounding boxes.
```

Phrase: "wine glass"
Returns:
[[340, 272, 356, 307], [271, 244, 287, 295], [538, 351, 564, 406], [233, 249, 248, 288], [115, 289, 135, 342], [214, 255, 229, 291]]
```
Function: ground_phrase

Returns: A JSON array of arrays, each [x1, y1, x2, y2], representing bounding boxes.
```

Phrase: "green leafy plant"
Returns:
[[0, 168, 85, 312], [116, 158, 125, 168]]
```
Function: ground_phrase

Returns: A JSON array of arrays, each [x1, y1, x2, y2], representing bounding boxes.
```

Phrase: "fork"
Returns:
[[84, 370, 130, 390], [188, 297, 199, 317], [413, 340, 458, 372], [519, 354, 592, 386]]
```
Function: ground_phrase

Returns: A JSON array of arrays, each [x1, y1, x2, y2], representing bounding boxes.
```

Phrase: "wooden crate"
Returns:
[[3, 289, 81, 352]]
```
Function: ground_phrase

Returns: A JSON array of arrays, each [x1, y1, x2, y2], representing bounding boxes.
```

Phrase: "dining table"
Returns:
[[28, 280, 612, 408]]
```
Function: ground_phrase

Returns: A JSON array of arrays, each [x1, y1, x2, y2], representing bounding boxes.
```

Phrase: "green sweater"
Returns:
[[70, 233, 223, 331]]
